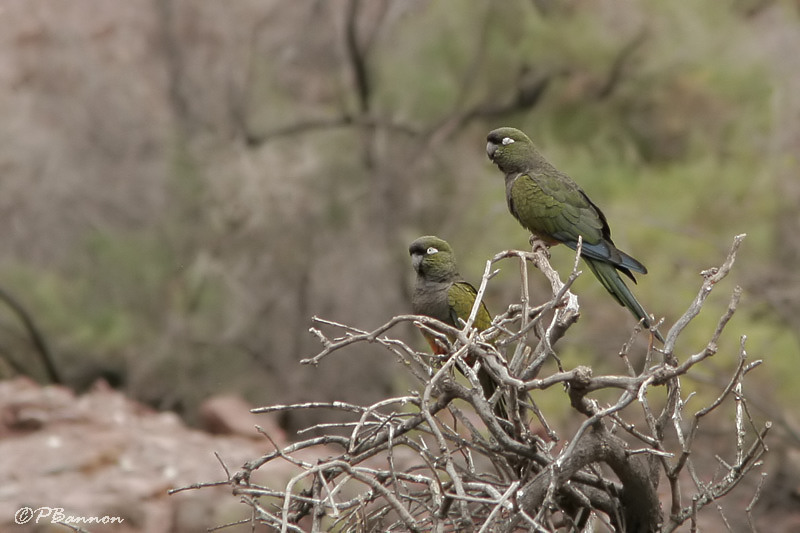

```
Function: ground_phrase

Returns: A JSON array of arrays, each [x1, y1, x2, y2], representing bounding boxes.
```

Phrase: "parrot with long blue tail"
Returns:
[[486, 127, 663, 343]]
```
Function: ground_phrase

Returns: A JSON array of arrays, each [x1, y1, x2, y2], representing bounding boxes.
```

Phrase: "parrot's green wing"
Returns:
[[511, 173, 603, 240], [447, 281, 491, 332], [511, 172, 646, 277], [447, 281, 507, 418]]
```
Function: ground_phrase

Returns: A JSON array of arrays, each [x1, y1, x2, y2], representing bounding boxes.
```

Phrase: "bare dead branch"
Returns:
[[664, 233, 746, 354], [595, 28, 649, 99], [0, 286, 62, 384], [344, 0, 370, 115], [243, 114, 421, 146], [186, 235, 766, 532]]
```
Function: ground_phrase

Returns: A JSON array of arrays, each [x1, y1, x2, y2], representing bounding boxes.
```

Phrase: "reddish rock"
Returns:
[[0, 378, 278, 532], [198, 394, 286, 446]]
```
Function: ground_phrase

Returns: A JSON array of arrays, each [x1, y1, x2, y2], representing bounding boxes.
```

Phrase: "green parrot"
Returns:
[[409, 236, 507, 418], [486, 127, 664, 343]]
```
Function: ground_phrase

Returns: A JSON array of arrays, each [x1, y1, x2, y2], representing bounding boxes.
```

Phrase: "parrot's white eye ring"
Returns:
[[426, 247, 438, 255], [501, 137, 515, 146]]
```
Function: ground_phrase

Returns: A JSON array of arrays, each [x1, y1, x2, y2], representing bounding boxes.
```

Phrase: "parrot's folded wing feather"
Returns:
[[448, 281, 491, 331]]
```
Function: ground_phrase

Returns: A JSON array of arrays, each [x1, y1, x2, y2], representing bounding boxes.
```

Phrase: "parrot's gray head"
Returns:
[[486, 127, 536, 174], [409, 236, 458, 281]]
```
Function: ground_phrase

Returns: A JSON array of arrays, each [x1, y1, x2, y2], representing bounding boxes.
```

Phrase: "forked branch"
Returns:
[[178, 235, 767, 532]]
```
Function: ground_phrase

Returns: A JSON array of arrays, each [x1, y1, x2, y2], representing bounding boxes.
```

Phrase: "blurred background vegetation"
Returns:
[[0, 0, 798, 445]]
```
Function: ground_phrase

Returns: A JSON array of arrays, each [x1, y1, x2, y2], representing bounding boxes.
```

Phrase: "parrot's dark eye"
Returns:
[[426, 247, 438, 255], [501, 137, 515, 146]]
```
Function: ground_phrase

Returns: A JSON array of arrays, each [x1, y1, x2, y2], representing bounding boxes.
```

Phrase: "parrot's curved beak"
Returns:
[[486, 141, 498, 160], [411, 253, 423, 274]]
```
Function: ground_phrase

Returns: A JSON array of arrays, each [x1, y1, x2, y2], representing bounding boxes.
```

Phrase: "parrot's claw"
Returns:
[[529, 236, 551, 258]]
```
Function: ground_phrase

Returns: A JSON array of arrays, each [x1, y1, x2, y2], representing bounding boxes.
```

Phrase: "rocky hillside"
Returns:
[[0, 378, 285, 532]]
